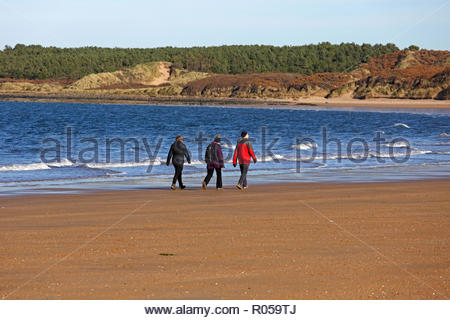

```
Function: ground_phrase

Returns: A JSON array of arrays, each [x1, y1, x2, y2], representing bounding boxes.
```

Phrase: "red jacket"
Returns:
[[233, 138, 257, 165]]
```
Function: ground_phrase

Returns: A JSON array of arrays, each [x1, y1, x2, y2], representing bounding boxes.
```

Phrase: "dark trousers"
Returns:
[[172, 165, 183, 186], [238, 164, 249, 187], [204, 167, 222, 188]]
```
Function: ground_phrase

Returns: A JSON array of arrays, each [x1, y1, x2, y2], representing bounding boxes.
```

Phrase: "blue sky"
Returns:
[[0, 0, 449, 49]]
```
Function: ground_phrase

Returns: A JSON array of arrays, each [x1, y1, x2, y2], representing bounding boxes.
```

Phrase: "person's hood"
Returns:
[[237, 137, 248, 144], [173, 140, 185, 153]]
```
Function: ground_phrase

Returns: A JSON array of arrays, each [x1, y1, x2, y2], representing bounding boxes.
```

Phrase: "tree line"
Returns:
[[0, 42, 400, 80]]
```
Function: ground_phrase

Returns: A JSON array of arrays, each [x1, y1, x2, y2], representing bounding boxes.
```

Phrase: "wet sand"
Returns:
[[1, 93, 450, 110], [0, 180, 449, 299]]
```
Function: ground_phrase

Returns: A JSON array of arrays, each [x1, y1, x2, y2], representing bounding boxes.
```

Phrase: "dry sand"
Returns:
[[1, 180, 449, 299], [296, 97, 450, 109]]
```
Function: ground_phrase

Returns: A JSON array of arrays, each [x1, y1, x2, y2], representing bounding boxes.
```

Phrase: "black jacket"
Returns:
[[166, 140, 191, 167]]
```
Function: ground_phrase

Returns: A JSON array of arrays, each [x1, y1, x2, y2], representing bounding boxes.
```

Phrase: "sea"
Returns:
[[0, 101, 449, 195]]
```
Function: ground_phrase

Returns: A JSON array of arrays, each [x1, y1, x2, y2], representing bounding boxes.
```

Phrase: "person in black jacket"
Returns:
[[166, 136, 191, 190]]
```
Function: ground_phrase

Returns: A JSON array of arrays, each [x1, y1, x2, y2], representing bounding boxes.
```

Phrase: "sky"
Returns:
[[0, 0, 449, 50]]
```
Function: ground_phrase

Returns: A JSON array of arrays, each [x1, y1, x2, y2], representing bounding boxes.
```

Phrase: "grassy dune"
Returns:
[[0, 62, 210, 97], [69, 62, 167, 90]]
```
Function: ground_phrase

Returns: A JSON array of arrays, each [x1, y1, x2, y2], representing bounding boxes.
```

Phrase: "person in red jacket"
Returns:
[[233, 131, 257, 190]]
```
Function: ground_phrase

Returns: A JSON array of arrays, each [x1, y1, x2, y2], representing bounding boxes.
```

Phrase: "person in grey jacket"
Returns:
[[166, 136, 191, 190]]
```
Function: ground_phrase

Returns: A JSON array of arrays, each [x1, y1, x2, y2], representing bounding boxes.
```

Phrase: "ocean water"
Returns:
[[0, 101, 449, 194]]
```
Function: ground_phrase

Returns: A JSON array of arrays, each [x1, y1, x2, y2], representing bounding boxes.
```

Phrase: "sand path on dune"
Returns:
[[149, 63, 171, 86]]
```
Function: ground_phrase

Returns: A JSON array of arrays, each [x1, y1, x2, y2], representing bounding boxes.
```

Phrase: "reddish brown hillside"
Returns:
[[362, 49, 450, 79], [181, 49, 450, 100]]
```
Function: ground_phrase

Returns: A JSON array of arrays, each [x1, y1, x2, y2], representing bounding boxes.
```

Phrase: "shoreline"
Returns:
[[3, 177, 449, 199], [1, 179, 449, 299], [3, 173, 450, 198], [1, 92, 450, 110], [3, 162, 450, 197], [4, 177, 448, 197]]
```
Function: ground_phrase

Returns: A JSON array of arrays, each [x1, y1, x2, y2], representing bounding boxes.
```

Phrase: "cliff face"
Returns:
[[181, 50, 450, 100]]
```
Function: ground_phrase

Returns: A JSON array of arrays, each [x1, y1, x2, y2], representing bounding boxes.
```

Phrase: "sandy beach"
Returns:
[[298, 97, 450, 109], [1, 180, 449, 299], [1, 93, 450, 110]]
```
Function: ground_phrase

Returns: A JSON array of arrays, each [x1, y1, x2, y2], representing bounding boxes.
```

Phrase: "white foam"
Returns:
[[186, 160, 205, 165], [0, 162, 50, 172], [440, 133, 450, 137], [85, 158, 162, 169], [221, 143, 235, 150], [325, 155, 344, 160], [414, 141, 450, 146], [410, 149, 433, 156], [47, 158, 74, 167], [393, 123, 410, 128], [385, 141, 410, 148], [324, 149, 432, 160], [290, 142, 318, 150], [260, 154, 286, 162], [105, 171, 126, 176], [371, 149, 431, 158]]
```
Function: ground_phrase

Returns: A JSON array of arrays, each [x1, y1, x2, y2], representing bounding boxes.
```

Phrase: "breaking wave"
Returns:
[[0, 158, 77, 172], [221, 143, 235, 150], [260, 154, 287, 162], [325, 149, 432, 160], [47, 158, 74, 167], [0, 162, 51, 172], [385, 141, 410, 148], [290, 142, 318, 150], [84, 158, 163, 169], [393, 123, 410, 129]]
